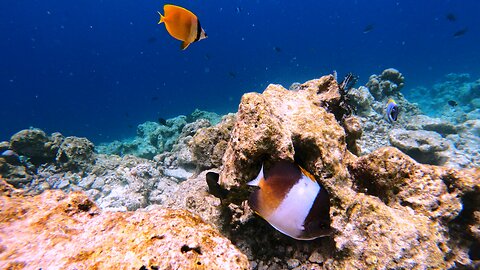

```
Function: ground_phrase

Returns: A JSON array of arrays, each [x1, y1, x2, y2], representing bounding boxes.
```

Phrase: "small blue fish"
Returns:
[[386, 98, 399, 123]]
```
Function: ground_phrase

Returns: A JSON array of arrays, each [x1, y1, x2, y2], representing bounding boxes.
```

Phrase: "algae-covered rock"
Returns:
[[0, 180, 249, 269], [9, 128, 56, 164], [56, 136, 95, 170]]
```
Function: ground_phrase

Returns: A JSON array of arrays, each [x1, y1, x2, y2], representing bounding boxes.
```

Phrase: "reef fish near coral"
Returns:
[[386, 98, 399, 123], [157, 4, 207, 50], [247, 161, 331, 240]]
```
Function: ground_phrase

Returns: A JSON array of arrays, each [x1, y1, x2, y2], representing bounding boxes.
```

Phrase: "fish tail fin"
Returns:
[[157, 11, 164, 24], [247, 165, 264, 186]]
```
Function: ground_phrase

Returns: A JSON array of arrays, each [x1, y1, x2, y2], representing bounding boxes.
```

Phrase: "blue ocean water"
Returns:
[[1, 0, 479, 143]]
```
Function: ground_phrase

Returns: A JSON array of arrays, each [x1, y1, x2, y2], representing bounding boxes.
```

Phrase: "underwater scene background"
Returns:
[[1, 0, 480, 143], [1, 1, 480, 269]]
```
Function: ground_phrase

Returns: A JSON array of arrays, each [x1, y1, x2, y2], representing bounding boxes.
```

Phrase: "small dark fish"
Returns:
[[446, 13, 456, 22], [273, 46, 282, 53], [206, 172, 228, 199], [151, 96, 159, 101], [228, 71, 236, 78], [125, 112, 130, 118], [204, 53, 211, 60], [128, 124, 133, 129], [147, 36, 157, 43], [363, 24, 374, 34], [158, 117, 167, 125], [453, 27, 468, 38], [448, 100, 458, 107]]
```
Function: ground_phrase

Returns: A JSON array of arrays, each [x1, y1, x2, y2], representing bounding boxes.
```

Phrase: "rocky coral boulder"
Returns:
[[56, 136, 95, 171], [9, 128, 56, 164], [0, 180, 249, 269], [366, 68, 405, 100], [220, 75, 349, 189], [190, 114, 236, 170], [217, 75, 479, 269], [389, 129, 449, 165]]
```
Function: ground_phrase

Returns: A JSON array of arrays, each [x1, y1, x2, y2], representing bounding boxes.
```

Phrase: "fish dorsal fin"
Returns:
[[180, 41, 190, 50], [247, 164, 264, 186], [299, 166, 317, 183]]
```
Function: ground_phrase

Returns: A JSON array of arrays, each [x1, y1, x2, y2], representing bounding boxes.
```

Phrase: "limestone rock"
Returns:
[[0, 181, 249, 269], [217, 75, 479, 269], [220, 76, 348, 189], [389, 129, 449, 165]]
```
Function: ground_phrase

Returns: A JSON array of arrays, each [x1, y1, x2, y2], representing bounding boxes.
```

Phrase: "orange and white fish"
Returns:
[[157, 4, 207, 50], [248, 161, 331, 240]]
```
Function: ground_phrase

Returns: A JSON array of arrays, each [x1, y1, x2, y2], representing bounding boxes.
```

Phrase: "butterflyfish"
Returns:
[[247, 161, 331, 240], [157, 4, 207, 50], [386, 98, 399, 123]]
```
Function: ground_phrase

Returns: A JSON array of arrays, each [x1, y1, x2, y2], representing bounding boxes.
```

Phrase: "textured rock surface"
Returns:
[[0, 181, 249, 269], [190, 114, 236, 170], [220, 75, 349, 189], [56, 136, 95, 171], [217, 75, 480, 269], [389, 128, 449, 165]]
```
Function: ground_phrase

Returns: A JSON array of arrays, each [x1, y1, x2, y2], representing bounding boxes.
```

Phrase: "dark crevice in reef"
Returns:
[[448, 191, 480, 262], [180, 244, 202, 255]]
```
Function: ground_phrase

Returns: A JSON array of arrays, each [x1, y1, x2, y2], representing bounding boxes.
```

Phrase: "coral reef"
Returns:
[[0, 129, 181, 211], [365, 68, 405, 100], [216, 75, 479, 269], [0, 70, 478, 270], [97, 109, 222, 159], [345, 68, 480, 168], [0, 180, 249, 269], [406, 73, 480, 123]]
